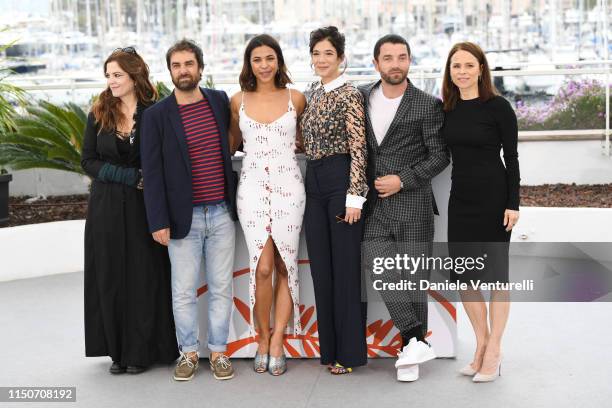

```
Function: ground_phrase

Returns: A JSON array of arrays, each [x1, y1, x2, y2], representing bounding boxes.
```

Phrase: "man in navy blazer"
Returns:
[[141, 39, 237, 382]]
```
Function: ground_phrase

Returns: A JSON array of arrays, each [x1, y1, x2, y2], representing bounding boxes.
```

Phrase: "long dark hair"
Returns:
[[442, 42, 497, 112], [239, 34, 292, 91], [92, 49, 157, 132]]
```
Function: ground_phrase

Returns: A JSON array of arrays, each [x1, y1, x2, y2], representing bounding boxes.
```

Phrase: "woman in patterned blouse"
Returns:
[[300, 26, 368, 375]]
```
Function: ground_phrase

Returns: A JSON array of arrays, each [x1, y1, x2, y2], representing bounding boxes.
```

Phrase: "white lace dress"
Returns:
[[236, 88, 305, 336]]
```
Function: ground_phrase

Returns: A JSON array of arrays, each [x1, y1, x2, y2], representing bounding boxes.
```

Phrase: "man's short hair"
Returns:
[[166, 39, 204, 70], [373, 34, 411, 61]]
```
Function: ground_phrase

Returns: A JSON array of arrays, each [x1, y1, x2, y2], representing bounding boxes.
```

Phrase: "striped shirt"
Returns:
[[178, 97, 226, 205]]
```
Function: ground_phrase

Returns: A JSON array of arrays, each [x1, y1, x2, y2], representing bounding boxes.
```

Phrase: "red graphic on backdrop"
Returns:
[[197, 259, 456, 358]]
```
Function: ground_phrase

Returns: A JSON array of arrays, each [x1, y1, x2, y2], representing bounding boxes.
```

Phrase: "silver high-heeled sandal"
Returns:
[[268, 354, 287, 376], [254, 352, 269, 373]]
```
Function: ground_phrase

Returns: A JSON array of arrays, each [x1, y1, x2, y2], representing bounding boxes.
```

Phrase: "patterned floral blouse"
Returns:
[[301, 75, 368, 207]]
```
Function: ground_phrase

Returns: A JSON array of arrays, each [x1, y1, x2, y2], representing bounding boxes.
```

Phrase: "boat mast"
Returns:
[[85, 0, 92, 51], [550, 0, 557, 60], [502, 0, 510, 50], [177, 0, 184, 38], [136, 0, 143, 47]]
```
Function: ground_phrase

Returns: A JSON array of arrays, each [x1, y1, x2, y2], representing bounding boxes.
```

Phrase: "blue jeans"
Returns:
[[168, 202, 236, 353]]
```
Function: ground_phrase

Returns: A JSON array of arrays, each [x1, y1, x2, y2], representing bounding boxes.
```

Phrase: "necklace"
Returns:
[[115, 110, 137, 145]]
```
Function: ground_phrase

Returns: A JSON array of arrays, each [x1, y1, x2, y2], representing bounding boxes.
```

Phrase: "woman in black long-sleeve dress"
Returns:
[[81, 48, 178, 374], [441, 42, 520, 383]]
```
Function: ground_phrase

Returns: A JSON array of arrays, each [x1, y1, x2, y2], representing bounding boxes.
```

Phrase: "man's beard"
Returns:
[[172, 73, 200, 91], [380, 69, 408, 85]]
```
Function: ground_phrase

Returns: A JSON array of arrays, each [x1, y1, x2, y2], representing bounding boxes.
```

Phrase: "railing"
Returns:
[[8, 61, 612, 156]]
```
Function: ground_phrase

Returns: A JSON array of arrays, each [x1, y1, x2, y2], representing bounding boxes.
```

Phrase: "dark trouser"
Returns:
[[363, 208, 433, 341], [304, 154, 367, 368]]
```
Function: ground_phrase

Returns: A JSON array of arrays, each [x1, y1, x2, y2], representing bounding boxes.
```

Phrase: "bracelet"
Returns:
[[136, 170, 144, 190]]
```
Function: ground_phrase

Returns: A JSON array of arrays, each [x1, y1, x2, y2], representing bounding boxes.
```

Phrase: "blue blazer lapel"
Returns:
[[167, 91, 192, 172]]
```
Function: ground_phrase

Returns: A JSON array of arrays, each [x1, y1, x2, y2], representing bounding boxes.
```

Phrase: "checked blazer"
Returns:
[[358, 79, 449, 238], [358, 79, 449, 335]]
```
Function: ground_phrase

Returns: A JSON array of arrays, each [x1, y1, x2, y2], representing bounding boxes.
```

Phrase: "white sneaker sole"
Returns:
[[397, 364, 419, 382]]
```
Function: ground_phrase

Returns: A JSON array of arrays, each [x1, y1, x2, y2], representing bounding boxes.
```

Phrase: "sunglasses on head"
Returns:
[[113, 46, 137, 54]]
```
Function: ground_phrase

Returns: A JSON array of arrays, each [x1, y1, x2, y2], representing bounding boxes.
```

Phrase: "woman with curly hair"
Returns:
[[300, 26, 368, 375], [81, 47, 178, 374]]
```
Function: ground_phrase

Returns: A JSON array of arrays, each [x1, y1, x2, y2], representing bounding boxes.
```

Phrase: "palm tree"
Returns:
[[1, 28, 29, 225], [0, 32, 27, 138], [0, 101, 86, 175], [156, 81, 172, 98]]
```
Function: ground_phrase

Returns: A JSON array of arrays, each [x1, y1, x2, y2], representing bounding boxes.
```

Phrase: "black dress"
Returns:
[[442, 96, 520, 283], [81, 106, 178, 366]]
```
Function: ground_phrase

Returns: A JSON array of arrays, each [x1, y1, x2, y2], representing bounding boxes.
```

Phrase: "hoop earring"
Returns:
[[341, 57, 348, 75]]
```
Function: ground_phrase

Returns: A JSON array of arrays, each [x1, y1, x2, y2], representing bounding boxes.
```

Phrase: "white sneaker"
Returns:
[[397, 364, 419, 382], [395, 337, 436, 367]]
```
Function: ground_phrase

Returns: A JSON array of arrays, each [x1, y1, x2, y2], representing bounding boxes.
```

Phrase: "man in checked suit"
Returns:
[[359, 34, 449, 382]]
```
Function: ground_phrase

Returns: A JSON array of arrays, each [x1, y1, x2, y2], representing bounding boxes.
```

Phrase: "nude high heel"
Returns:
[[459, 364, 478, 376], [473, 359, 502, 382]]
